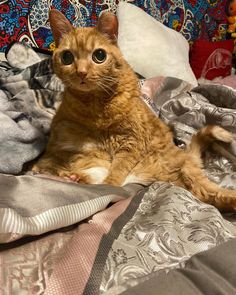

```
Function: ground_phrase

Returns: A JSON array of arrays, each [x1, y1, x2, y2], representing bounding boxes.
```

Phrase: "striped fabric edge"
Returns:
[[83, 187, 148, 295], [0, 194, 124, 240]]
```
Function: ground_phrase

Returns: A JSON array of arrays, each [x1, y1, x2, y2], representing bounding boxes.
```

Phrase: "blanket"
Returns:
[[0, 43, 236, 295], [0, 43, 62, 174]]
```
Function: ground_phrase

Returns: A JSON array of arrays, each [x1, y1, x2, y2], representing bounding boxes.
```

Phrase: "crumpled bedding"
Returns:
[[198, 75, 236, 89], [0, 43, 236, 295], [0, 43, 62, 174]]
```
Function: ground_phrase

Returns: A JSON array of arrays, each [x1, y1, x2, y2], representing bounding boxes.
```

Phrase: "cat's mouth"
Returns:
[[66, 76, 95, 92], [76, 80, 94, 92], [79, 81, 89, 89]]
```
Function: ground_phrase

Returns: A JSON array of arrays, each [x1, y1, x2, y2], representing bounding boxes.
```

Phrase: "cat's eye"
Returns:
[[61, 50, 74, 65], [92, 49, 107, 64]]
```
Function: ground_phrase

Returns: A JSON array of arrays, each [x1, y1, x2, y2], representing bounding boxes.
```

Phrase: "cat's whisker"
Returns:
[[101, 76, 118, 85], [97, 81, 116, 96], [102, 75, 118, 81], [97, 82, 113, 96], [100, 81, 114, 90]]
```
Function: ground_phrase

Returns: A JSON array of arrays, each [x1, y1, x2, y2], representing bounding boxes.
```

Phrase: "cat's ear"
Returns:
[[49, 9, 73, 47], [97, 12, 118, 43]]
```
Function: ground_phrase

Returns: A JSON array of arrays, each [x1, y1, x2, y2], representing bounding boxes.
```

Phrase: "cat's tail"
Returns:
[[187, 125, 234, 160], [182, 125, 236, 211]]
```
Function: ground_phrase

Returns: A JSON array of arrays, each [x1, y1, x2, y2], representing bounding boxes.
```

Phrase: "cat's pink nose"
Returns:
[[78, 71, 87, 80]]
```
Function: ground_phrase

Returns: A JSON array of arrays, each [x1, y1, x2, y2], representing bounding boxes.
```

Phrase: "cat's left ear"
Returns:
[[97, 12, 118, 43], [49, 9, 73, 47]]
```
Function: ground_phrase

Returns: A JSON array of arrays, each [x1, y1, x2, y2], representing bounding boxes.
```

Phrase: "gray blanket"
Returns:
[[0, 43, 62, 174]]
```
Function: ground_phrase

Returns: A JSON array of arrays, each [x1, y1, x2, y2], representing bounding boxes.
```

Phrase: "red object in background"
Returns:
[[190, 39, 234, 80], [0, 4, 10, 13]]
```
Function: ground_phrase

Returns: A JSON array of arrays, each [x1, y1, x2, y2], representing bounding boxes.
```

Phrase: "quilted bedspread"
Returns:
[[0, 43, 236, 294]]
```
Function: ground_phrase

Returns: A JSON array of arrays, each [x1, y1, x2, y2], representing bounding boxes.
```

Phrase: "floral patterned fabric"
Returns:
[[0, 0, 229, 52]]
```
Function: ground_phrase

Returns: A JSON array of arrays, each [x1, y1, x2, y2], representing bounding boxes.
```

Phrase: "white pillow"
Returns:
[[117, 3, 198, 87]]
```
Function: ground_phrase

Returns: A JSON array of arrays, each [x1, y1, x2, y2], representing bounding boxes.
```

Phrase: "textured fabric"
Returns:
[[0, 0, 229, 52], [0, 174, 134, 215], [0, 227, 76, 294], [198, 75, 236, 89], [190, 39, 234, 79], [2, 182, 236, 294], [0, 44, 61, 174], [44, 197, 135, 295], [98, 182, 236, 294], [0, 173, 140, 242], [119, 238, 236, 295]]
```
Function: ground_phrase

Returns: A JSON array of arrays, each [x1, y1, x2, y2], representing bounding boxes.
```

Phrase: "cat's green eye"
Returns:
[[92, 49, 107, 64], [61, 50, 74, 65]]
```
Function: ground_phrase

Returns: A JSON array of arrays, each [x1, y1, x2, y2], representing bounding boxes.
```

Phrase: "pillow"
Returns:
[[117, 2, 198, 87], [190, 39, 234, 80]]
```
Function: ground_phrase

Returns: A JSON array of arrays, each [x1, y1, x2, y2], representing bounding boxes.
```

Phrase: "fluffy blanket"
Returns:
[[0, 43, 236, 295]]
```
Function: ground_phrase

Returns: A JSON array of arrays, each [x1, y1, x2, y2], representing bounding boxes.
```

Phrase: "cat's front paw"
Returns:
[[31, 164, 53, 176], [60, 172, 93, 184], [31, 158, 61, 176]]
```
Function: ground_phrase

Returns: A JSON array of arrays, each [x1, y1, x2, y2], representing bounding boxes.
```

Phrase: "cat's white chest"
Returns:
[[82, 167, 109, 184]]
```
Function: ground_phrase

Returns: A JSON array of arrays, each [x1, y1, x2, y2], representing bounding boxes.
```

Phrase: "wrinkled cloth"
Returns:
[[1, 177, 236, 295], [0, 43, 62, 174]]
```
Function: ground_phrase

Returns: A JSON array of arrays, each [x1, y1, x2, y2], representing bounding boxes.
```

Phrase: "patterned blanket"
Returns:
[[0, 43, 236, 294], [0, 43, 62, 174]]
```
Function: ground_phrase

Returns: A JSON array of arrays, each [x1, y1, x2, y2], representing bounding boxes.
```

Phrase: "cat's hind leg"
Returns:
[[123, 125, 236, 211], [178, 160, 236, 211], [179, 125, 236, 211], [187, 125, 234, 160]]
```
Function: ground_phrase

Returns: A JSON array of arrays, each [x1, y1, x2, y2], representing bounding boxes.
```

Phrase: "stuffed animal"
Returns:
[[227, 0, 236, 35]]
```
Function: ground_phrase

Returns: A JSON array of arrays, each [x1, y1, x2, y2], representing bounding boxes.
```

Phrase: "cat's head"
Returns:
[[49, 9, 125, 95]]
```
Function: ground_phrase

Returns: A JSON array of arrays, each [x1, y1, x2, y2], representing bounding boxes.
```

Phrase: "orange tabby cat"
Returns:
[[33, 9, 236, 211]]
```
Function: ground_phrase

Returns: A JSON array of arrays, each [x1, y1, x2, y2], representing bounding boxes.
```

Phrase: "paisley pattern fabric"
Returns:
[[0, 0, 229, 52], [100, 182, 236, 294]]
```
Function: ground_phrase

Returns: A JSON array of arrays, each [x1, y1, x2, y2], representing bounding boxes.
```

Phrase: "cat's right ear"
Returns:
[[97, 12, 118, 43], [49, 9, 73, 47]]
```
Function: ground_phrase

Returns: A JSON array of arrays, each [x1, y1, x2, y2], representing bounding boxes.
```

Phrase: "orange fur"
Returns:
[[33, 10, 236, 211]]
